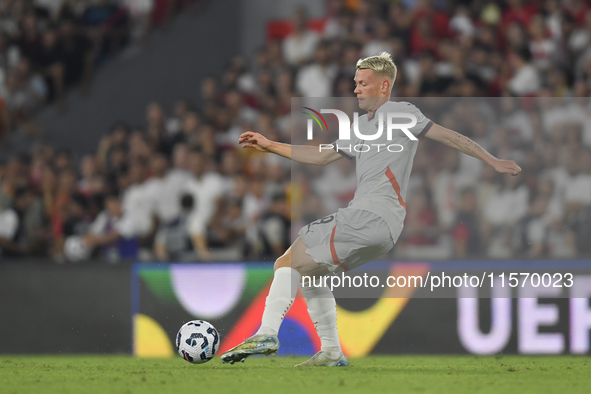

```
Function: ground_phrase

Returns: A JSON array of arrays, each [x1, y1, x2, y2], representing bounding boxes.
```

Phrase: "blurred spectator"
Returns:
[[312, 157, 356, 213], [86, 192, 138, 261], [58, 19, 93, 90], [121, 158, 154, 238], [295, 41, 337, 97], [0, 58, 47, 119], [209, 197, 246, 252], [0, 196, 19, 256], [145, 151, 169, 223], [432, 149, 462, 230], [97, 122, 129, 174], [324, 6, 353, 40], [415, 51, 454, 96], [523, 188, 552, 258], [166, 99, 193, 136], [449, 5, 475, 41], [175, 110, 200, 147], [361, 18, 393, 58], [352, 0, 379, 39], [13, 186, 46, 254], [243, 175, 267, 223], [78, 154, 99, 196], [483, 175, 529, 258], [124, 0, 155, 41], [54, 148, 73, 172], [452, 188, 482, 258], [80, 0, 129, 57], [49, 169, 78, 257], [158, 143, 192, 224], [528, 13, 557, 71], [35, 27, 64, 103], [185, 149, 224, 260], [154, 193, 195, 261], [563, 150, 591, 217], [243, 175, 268, 257], [568, 8, 591, 54], [508, 46, 541, 96], [282, 7, 319, 66], [255, 192, 290, 259], [403, 188, 438, 247], [146, 101, 166, 152]]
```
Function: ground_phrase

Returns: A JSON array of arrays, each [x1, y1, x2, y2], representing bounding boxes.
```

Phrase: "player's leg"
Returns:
[[295, 209, 396, 367], [293, 225, 349, 367], [260, 237, 349, 366], [256, 237, 327, 336], [220, 237, 325, 364], [295, 280, 348, 367], [273, 237, 348, 366]]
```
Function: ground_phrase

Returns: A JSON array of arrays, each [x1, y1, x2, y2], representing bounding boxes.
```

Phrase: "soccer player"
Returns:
[[221, 52, 521, 366]]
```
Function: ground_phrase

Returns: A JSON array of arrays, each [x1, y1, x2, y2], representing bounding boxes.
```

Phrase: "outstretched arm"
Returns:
[[238, 131, 343, 166], [425, 124, 522, 176]]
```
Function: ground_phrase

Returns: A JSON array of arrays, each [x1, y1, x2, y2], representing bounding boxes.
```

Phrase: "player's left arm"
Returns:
[[424, 124, 522, 176]]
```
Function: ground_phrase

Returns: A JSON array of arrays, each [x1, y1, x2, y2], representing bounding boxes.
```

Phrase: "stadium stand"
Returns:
[[1, 0, 591, 262], [0, 0, 203, 139]]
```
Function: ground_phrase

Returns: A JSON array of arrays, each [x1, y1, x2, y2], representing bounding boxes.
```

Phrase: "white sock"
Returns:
[[301, 280, 342, 358], [256, 267, 301, 336]]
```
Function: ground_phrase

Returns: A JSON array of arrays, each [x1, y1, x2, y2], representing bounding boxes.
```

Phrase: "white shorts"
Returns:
[[298, 208, 396, 273]]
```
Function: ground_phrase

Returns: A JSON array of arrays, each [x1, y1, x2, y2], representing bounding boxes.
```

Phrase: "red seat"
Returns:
[[266, 18, 327, 41]]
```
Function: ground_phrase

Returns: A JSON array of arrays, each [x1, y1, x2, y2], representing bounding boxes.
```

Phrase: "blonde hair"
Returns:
[[356, 52, 397, 84]]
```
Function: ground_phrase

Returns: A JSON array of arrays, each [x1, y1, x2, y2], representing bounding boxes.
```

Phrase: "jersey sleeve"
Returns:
[[114, 215, 137, 238], [404, 103, 433, 139]]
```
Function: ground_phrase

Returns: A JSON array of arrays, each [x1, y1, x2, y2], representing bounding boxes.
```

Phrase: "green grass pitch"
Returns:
[[1, 355, 589, 394]]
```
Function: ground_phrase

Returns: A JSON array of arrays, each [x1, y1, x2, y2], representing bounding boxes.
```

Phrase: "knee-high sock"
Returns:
[[256, 267, 301, 336], [301, 280, 342, 357]]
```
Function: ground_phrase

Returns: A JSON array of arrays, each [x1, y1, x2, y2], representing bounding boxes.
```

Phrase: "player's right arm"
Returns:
[[238, 131, 343, 165]]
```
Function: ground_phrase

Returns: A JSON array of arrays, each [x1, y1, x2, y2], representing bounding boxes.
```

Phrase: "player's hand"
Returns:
[[493, 159, 522, 176], [238, 132, 272, 152]]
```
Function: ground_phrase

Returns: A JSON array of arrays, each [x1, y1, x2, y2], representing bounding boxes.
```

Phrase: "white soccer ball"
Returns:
[[176, 320, 220, 364]]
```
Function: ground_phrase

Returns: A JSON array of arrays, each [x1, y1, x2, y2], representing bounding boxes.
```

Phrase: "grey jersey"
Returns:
[[332, 101, 433, 240]]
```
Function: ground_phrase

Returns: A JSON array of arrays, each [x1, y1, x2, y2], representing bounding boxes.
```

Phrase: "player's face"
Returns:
[[353, 69, 390, 111]]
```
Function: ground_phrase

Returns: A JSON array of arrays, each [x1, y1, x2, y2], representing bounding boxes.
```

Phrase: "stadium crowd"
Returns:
[[0, 0, 201, 139], [1, 0, 591, 262]]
